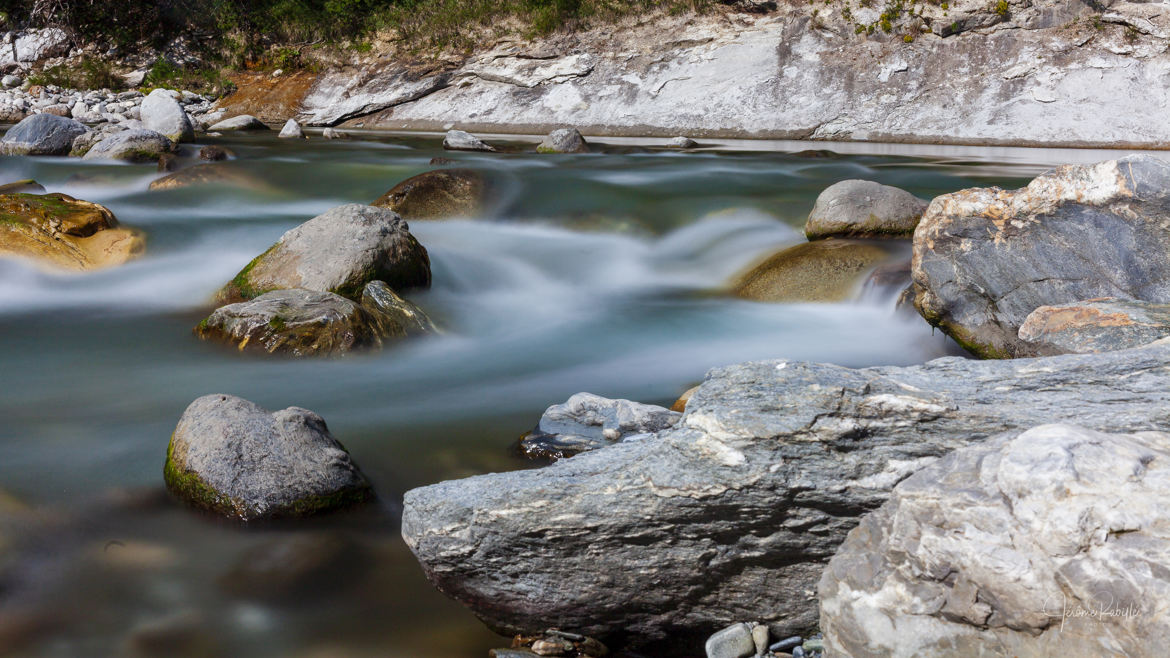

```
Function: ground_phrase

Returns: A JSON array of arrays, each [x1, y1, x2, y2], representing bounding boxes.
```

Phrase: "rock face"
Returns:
[[402, 341, 1170, 653], [0, 192, 144, 271], [819, 423, 1170, 658], [804, 180, 928, 240], [537, 128, 589, 153], [82, 130, 175, 162], [0, 113, 88, 156], [140, 89, 195, 143], [518, 393, 681, 461], [215, 204, 431, 304], [278, 118, 305, 139], [207, 115, 268, 131], [164, 394, 371, 521], [372, 169, 490, 220], [195, 289, 392, 357], [731, 239, 899, 303], [912, 155, 1170, 359], [1017, 298, 1170, 356], [443, 129, 496, 152]]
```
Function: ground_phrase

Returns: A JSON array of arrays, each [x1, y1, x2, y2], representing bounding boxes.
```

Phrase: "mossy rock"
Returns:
[[731, 239, 898, 303], [164, 394, 372, 521], [214, 204, 430, 305], [371, 168, 491, 220], [0, 192, 144, 271]]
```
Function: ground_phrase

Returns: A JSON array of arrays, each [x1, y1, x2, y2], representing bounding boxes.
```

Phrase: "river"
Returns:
[[0, 131, 1125, 656]]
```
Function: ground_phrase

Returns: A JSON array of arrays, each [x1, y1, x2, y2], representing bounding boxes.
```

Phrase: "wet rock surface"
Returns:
[[164, 394, 371, 521], [518, 392, 681, 461], [372, 168, 491, 220], [359, 280, 437, 338], [1019, 298, 1170, 356], [820, 423, 1170, 658], [913, 155, 1170, 358], [215, 203, 431, 304], [0, 192, 144, 270], [402, 341, 1170, 652], [804, 180, 927, 240], [731, 239, 899, 303]]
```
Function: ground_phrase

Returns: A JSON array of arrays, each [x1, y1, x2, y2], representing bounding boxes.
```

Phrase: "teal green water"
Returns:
[[0, 131, 1057, 655]]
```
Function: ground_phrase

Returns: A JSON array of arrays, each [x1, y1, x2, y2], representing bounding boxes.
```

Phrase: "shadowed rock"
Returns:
[[164, 394, 371, 521], [372, 169, 491, 220]]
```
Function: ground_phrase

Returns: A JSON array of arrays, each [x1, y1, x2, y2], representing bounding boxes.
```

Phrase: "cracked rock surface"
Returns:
[[402, 340, 1170, 654]]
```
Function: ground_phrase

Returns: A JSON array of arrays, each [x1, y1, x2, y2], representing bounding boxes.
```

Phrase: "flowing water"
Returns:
[[0, 131, 1115, 656]]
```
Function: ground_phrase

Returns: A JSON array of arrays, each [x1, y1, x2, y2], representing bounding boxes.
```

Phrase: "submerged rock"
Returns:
[[219, 532, 367, 601], [402, 341, 1170, 652], [518, 393, 681, 461], [164, 394, 371, 521], [1018, 298, 1170, 355], [443, 129, 496, 152], [149, 163, 267, 191], [537, 128, 589, 154], [0, 113, 88, 156], [207, 115, 268, 132], [140, 89, 194, 143], [731, 239, 897, 302], [199, 145, 232, 161], [278, 118, 305, 139], [322, 127, 347, 140], [82, 130, 175, 163], [913, 155, 1170, 358], [0, 179, 46, 194], [0, 192, 144, 271], [195, 289, 392, 357], [215, 203, 430, 304], [820, 423, 1170, 657], [372, 168, 490, 220], [804, 180, 928, 240]]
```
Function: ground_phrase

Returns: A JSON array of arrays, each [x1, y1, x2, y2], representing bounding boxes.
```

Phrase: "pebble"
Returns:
[[791, 647, 805, 658]]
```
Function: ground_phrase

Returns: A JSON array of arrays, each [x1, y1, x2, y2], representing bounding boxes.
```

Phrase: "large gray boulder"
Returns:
[[537, 128, 589, 154], [0, 113, 88, 156], [214, 204, 431, 304], [518, 392, 681, 460], [207, 115, 268, 131], [82, 129, 174, 162], [195, 289, 393, 357], [164, 394, 371, 521], [1019, 298, 1170, 356], [819, 423, 1170, 657], [402, 341, 1170, 654], [140, 89, 195, 143], [804, 180, 928, 240], [913, 155, 1170, 358]]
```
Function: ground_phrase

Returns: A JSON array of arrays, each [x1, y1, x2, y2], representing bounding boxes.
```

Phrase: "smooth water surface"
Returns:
[[0, 131, 1076, 656]]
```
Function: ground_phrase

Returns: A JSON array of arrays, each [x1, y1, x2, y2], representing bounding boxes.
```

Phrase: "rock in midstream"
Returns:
[[912, 154, 1170, 359], [402, 341, 1170, 654], [537, 128, 589, 153], [164, 394, 371, 521], [0, 192, 144, 271], [372, 168, 492, 220], [517, 392, 681, 461], [819, 423, 1170, 657], [443, 129, 496, 152], [214, 203, 431, 304], [149, 163, 269, 191], [731, 239, 902, 303], [804, 179, 928, 240]]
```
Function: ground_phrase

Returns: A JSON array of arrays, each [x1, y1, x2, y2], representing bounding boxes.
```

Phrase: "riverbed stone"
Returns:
[[804, 180, 928, 240], [0, 192, 144, 271], [913, 155, 1170, 359], [517, 392, 681, 461], [149, 163, 267, 191], [537, 128, 589, 153], [207, 115, 268, 131], [219, 532, 367, 601], [372, 168, 490, 220], [820, 423, 1170, 658], [0, 113, 88, 156], [164, 394, 371, 521], [359, 280, 437, 337], [443, 129, 496, 152], [140, 89, 194, 143], [199, 145, 231, 161], [214, 203, 430, 304], [195, 288, 393, 357], [82, 129, 175, 162], [402, 340, 1170, 652], [1017, 297, 1170, 355], [731, 239, 898, 303], [278, 118, 305, 139]]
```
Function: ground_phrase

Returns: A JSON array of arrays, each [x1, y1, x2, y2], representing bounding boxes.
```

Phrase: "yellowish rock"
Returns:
[[731, 239, 895, 303], [0, 193, 144, 271]]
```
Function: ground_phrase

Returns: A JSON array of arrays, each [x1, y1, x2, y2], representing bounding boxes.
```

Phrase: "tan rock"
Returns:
[[731, 239, 895, 303], [0, 193, 144, 271]]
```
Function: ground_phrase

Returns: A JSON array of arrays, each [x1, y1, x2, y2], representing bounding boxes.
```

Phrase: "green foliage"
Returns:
[[142, 58, 236, 97], [994, 0, 1008, 17], [27, 57, 122, 90]]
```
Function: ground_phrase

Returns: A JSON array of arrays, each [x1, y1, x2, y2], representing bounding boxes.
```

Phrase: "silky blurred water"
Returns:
[[0, 130, 1085, 656]]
